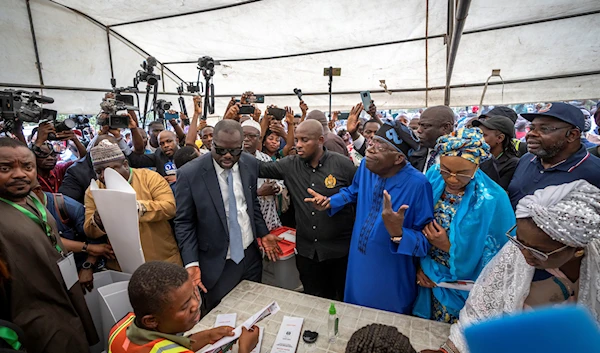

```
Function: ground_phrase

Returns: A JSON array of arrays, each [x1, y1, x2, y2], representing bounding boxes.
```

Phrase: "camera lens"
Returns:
[[147, 76, 158, 86]]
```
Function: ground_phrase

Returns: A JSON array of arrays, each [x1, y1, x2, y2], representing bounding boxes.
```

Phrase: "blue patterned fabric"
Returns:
[[412, 164, 515, 320]]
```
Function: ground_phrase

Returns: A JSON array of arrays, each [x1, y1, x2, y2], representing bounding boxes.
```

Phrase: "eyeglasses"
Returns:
[[505, 225, 570, 261], [243, 133, 260, 140], [439, 167, 476, 183], [213, 145, 243, 156], [528, 124, 573, 135], [368, 139, 396, 153]]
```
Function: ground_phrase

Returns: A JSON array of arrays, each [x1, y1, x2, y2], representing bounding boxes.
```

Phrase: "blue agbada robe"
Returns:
[[412, 165, 516, 319], [328, 160, 434, 314]]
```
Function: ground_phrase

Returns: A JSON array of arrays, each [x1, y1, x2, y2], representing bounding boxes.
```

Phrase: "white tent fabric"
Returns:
[[1, 0, 599, 114]]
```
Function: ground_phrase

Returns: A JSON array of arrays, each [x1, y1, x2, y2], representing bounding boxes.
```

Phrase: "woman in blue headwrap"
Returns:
[[412, 127, 515, 323]]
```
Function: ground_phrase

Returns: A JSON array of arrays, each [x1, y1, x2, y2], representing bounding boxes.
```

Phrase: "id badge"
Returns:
[[57, 252, 78, 290]]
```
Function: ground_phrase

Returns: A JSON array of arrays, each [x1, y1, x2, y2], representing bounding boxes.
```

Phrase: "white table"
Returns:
[[188, 281, 450, 352]]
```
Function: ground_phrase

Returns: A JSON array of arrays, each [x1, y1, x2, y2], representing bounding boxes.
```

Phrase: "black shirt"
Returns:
[[127, 149, 175, 176], [259, 150, 356, 261], [495, 152, 519, 191]]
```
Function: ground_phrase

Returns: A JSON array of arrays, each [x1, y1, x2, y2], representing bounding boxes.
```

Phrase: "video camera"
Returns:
[[99, 95, 139, 129], [134, 56, 161, 87], [0, 89, 57, 133]]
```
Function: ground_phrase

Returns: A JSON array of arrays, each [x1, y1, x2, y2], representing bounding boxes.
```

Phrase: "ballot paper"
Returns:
[[214, 314, 237, 328], [90, 168, 145, 274], [436, 280, 475, 291], [249, 328, 264, 353], [200, 301, 280, 353], [270, 316, 304, 353], [277, 229, 296, 243]]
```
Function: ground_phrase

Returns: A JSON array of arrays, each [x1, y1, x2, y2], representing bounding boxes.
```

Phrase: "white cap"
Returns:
[[241, 119, 261, 132]]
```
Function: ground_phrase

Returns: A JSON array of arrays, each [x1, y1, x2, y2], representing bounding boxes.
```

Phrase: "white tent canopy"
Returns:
[[1, 0, 599, 114]]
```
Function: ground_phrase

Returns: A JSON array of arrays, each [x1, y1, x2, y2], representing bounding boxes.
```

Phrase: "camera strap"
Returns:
[[0, 196, 63, 255]]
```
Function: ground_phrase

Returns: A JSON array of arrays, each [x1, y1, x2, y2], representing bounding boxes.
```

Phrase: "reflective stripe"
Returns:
[[149, 341, 190, 353], [108, 315, 136, 353]]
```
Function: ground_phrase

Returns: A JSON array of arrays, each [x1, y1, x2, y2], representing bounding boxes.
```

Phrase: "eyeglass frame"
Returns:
[[528, 123, 575, 135], [368, 137, 399, 153], [505, 224, 570, 261], [212, 144, 243, 156], [439, 166, 477, 182]]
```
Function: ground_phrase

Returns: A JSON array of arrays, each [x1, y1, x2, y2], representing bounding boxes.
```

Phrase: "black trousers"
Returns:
[[203, 244, 263, 314], [295, 254, 348, 301]]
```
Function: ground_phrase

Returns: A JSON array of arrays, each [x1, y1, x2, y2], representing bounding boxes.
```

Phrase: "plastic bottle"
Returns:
[[328, 303, 339, 342]]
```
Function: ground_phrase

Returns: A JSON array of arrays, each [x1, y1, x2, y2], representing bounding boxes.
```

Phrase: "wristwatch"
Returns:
[[82, 261, 93, 270], [82, 242, 88, 253]]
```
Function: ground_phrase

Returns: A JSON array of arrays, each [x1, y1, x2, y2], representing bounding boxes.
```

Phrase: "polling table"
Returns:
[[188, 280, 450, 353]]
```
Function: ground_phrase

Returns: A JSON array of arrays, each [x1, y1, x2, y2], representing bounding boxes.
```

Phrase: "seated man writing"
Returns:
[[109, 261, 259, 353]]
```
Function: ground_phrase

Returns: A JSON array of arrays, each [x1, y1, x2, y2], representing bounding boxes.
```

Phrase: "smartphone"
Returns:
[[253, 95, 265, 104], [338, 112, 349, 120], [164, 112, 179, 120], [268, 107, 286, 120], [239, 105, 255, 115], [360, 91, 372, 111]]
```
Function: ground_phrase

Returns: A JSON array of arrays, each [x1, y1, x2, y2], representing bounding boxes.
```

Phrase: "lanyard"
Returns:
[[0, 195, 63, 255]]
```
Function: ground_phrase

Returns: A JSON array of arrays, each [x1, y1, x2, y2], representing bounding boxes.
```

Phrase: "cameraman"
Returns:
[[33, 122, 87, 193]]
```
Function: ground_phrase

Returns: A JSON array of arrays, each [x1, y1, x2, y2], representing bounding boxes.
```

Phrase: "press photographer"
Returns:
[[32, 121, 87, 193]]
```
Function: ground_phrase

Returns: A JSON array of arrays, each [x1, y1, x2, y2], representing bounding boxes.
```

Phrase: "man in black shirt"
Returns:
[[259, 120, 356, 300]]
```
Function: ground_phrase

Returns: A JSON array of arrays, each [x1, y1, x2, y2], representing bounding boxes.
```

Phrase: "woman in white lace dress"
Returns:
[[422, 180, 600, 353]]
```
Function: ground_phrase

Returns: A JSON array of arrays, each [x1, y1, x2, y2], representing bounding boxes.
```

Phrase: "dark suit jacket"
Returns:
[[58, 155, 96, 204], [408, 145, 502, 186], [174, 152, 269, 290]]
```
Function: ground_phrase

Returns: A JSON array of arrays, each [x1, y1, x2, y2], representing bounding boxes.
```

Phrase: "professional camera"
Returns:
[[198, 56, 216, 79], [0, 89, 57, 133], [47, 118, 77, 141], [135, 56, 161, 86], [99, 95, 139, 129]]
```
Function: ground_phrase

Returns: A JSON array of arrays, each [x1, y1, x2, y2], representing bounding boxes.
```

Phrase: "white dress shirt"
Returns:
[[213, 159, 254, 259], [422, 148, 440, 173]]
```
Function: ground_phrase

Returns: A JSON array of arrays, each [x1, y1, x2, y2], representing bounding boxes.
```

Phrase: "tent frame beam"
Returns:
[[4, 69, 598, 98], [108, 0, 264, 28], [160, 10, 600, 65], [26, 0, 44, 86]]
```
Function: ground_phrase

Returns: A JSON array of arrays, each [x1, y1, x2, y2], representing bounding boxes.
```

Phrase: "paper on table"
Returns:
[[270, 316, 304, 353], [199, 302, 280, 353], [436, 280, 475, 291], [90, 168, 144, 274]]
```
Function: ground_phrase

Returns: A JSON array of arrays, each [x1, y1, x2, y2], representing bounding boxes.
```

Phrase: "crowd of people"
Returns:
[[0, 92, 599, 353]]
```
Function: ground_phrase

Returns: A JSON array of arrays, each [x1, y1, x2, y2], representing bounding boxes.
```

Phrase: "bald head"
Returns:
[[306, 110, 329, 132], [417, 105, 456, 148], [158, 130, 179, 157], [421, 106, 455, 125], [297, 120, 324, 139], [158, 130, 177, 140]]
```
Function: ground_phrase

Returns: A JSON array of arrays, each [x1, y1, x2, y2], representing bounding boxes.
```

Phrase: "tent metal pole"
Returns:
[[444, 0, 472, 106], [3, 70, 599, 98], [425, 0, 430, 107], [106, 27, 115, 79], [25, 0, 44, 86]]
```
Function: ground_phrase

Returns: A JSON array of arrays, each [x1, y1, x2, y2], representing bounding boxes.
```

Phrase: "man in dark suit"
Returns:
[[174, 120, 280, 311]]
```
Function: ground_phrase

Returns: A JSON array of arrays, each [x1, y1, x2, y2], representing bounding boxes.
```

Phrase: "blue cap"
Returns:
[[521, 102, 585, 131]]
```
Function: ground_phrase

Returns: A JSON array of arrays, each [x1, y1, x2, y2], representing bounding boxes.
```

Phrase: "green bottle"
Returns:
[[328, 303, 339, 342]]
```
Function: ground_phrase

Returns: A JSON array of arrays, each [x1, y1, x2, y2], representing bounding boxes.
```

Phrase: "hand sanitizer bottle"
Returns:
[[328, 303, 339, 343]]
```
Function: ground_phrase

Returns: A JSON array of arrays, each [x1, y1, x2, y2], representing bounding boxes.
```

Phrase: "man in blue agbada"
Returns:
[[305, 121, 434, 314]]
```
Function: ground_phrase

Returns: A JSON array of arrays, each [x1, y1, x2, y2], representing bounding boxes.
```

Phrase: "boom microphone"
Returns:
[[145, 56, 157, 68], [32, 93, 54, 104]]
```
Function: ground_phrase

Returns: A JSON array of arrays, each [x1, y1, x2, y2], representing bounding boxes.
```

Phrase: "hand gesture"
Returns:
[[252, 105, 261, 122], [187, 266, 208, 293], [198, 119, 208, 132], [79, 268, 94, 293], [193, 95, 203, 115], [269, 121, 286, 138], [127, 111, 139, 129], [261, 234, 283, 262], [55, 130, 76, 141], [86, 243, 115, 259], [224, 97, 236, 116], [284, 106, 294, 126], [416, 267, 436, 288], [304, 188, 331, 211], [36, 122, 55, 143], [368, 100, 377, 118], [299, 100, 308, 115], [347, 103, 363, 135], [382, 190, 409, 240], [241, 91, 254, 104], [257, 181, 278, 197], [423, 220, 450, 252], [224, 103, 241, 121], [260, 111, 273, 135], [207, 326, 235, 344], [238, 326, 260, 353]]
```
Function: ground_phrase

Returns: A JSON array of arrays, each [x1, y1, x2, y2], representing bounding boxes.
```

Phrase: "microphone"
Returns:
[[31, 92, 54, 104], [146, 56, 157, 68]]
